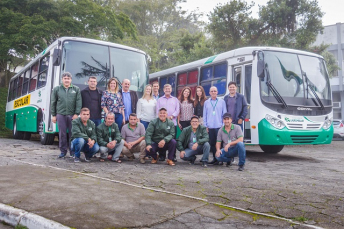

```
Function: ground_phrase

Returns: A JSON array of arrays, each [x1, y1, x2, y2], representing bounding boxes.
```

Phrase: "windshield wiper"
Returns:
[[302, 71, 324, 110], [265, 64, 288, 108]]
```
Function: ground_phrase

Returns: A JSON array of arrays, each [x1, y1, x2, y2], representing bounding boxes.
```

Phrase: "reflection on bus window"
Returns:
[[201, 62, 227, 96], [29, 62, 39, 92]]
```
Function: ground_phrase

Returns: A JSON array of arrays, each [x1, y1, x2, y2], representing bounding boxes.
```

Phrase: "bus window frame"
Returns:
[[37, 53, 50, 89], [29, 61, 39, 93], [16, 73, 24, 98], [200, 61, 228, 96], [22, 69, 30, 96]]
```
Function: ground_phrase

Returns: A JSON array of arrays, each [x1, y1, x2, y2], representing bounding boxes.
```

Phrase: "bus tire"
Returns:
[[23, 132, 31, 140], [259, 145, 284, 154], [13, 118, 24, 139], [38, 119, 55, 145]]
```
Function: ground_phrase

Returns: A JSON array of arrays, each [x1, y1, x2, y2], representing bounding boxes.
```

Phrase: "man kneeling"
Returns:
[[177, 116, 210, 167], [96, 112, 124, 163], [145, 107, 177, 166], [215, 113, 246, 171], [71, 108, 99, 163]]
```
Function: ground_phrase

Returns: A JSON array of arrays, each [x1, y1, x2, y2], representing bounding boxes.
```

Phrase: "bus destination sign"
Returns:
[[13, 95, 31, 109]]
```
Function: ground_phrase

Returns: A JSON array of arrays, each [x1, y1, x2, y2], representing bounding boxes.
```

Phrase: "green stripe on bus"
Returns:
[[204, 55, 218, 64]]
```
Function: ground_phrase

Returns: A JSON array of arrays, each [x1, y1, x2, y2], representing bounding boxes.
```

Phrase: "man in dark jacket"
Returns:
[[81, 76, 103, 126], [51, 72, 82, 158], [145, 107, 176, 166], [223, 81, 248, 130], [120, 79, 138, 124], [177, 116, 210, 167], [70, 108, 99, 163], [96, 112, 124, 162]]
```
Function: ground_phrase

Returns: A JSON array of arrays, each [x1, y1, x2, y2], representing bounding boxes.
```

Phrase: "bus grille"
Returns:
[[287, 123, 303, 129], [286, 123, 322, 130], [290, 135, 318, 143], [306, 124, 321, 129]]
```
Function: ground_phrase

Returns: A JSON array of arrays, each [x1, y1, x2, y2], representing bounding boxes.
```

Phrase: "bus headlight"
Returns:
[[265, 114, 285, 129], [322, 119, 332, 130]]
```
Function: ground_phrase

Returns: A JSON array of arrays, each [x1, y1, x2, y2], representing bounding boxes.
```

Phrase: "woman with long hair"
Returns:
[[193, 86, 207, 125], [177, 87, 194, 130], [101, 78, 125, 130], [137, 84, 157, 129]]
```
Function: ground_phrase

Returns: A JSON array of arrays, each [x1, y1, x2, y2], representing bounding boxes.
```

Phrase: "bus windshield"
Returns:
[[61, 40, 147, 94], [260, 51, 331, 107]]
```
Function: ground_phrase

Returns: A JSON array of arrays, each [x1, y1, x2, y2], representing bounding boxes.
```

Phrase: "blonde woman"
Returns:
[[101, 78, 125, 130], [137, 84, 157, 129]]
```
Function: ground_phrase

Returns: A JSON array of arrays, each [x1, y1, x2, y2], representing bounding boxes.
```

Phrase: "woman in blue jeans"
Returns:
[[137, 84, 157, 129], [101, 78, 125, 130]]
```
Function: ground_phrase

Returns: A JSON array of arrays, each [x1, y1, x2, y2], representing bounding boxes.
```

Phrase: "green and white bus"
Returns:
[[149, 47, 333, 153], [6, 37, 148, 145]]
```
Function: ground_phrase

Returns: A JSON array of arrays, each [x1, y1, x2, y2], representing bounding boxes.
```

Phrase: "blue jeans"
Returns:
[[71, 138, 100, 159], [140, 120, 150, 129], [115, 113, 123, 130], [181, 142, 210, 162], [216, 142, 246, 166], [90, 119, 102, 127]]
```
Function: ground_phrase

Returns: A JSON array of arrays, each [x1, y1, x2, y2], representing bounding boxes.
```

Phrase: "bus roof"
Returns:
[[150, 46, 323, 78], [10, 37, 146, 80]]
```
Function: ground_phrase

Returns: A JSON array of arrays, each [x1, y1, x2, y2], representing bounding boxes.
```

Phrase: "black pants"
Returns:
[[180, 120, 191, 130], [208, 128, 220, 158]]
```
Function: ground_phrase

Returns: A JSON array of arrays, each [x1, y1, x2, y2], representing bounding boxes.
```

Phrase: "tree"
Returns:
[[0, 0, 137, 87]]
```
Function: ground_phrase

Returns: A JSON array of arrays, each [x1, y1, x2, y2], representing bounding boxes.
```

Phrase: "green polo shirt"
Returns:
[[217, 124, 243, 146]]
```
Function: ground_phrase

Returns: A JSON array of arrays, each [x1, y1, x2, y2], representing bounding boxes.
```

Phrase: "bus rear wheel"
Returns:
[[39, 120, 55, 145], [13, 119, 24, 139], [259, 145, 284, 154]]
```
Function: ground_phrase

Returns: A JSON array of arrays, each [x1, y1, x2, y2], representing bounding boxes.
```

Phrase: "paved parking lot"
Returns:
[[0, 136, 343, 228]]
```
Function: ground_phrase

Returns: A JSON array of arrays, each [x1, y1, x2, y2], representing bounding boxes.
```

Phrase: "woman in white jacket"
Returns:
[[137, 84, 157, 129]]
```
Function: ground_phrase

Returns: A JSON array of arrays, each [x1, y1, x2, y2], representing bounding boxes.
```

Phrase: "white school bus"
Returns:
[[6, 37, 148, 145], [149, 47, 333, 153]]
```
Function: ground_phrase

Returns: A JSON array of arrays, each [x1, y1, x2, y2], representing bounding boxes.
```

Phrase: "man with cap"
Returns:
[[145, 107, 177, 166], [215, 112, 246, 171], [51, 72, 82, 158], [177, 115, 210, 167]]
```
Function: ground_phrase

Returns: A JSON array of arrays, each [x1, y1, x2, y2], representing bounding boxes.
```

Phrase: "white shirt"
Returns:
[[137, 98, 157, 122]]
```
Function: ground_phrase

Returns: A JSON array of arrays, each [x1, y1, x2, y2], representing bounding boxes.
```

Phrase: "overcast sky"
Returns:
[[179, 0, 343, 26]]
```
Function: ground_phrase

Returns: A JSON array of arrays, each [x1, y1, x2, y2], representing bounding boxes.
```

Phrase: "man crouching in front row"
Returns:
[[177, 115, 210, 167], [70, 108, 99, 163], [96, 112, 124, 163]]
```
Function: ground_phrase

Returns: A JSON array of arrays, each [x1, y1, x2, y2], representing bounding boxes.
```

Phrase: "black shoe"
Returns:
[[209, 159, 217, 164], [238, 165, 245, 171], [58, 153, 66, 158], [172, 157, 177, 163], [202, 161, 208, 167], [85, 157, 91, 162], [213, 161, 223, 165], [189, 156, 196, 165], [226, 160, 232, 167], [159, 156, 165, 161]]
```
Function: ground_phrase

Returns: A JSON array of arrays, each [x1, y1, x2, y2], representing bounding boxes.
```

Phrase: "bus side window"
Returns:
[[29, 62, 39, 92], [22, 70, 30, 96], [244, 65, 252, 104], [37, 55, 50, 88], [13, 77, 18, 100], [159, 75, 176, 96], [201, 63, 227, 96], [177, 70, 198, 98], [17, 73, 24, 98], [8, 80, 14, 102]]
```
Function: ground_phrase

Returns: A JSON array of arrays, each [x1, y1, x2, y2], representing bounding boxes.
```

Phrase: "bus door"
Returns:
[[232, 64, 252, 142]]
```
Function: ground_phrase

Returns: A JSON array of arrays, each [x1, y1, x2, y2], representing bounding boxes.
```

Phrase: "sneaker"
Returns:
[[74, 158, 80, 163], [238, 165, 245, 171], [189, 156, 197, 165], [140, 158, 146, 164], [58, 153, 66, 158], [85, 157, 91, 162], [202, 161, 208, 167]]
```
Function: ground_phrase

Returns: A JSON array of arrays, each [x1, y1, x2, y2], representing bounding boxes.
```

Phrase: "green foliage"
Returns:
[[321, 50, 341, 78], [0, 87, 12, 138], [207, 0, 324, 52]]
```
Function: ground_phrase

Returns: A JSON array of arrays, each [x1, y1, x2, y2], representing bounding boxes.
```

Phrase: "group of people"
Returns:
[[51, 72, 248, 171]]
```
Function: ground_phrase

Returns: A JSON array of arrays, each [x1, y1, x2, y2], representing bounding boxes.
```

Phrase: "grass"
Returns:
[[0, 87, 12, 138]]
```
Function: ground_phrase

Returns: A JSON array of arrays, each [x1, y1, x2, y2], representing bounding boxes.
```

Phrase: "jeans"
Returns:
[[140, 120, 150, 130], [115, 113, 123, 130], [90, 119, 102, 127], [71, 138, 100, 159], [181, 142, 210, 162], [146, 139, 177, 160], [99, 139, 124, 161], [216, 142, 246, 166]]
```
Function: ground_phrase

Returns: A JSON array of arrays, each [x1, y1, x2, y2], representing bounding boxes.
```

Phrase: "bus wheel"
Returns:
[[13, 119, 24, 139], [39, 120, 55, 145], [23, 132, 31, 140], [259, 145, 284, 154]]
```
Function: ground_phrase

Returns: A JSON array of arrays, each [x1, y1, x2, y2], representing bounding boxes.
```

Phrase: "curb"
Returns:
[[0, 203, 70, 229]]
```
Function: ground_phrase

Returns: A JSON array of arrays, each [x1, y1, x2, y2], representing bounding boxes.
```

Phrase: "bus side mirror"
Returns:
[[257, 59, 265, 78], [52, 49, 61, 66]]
